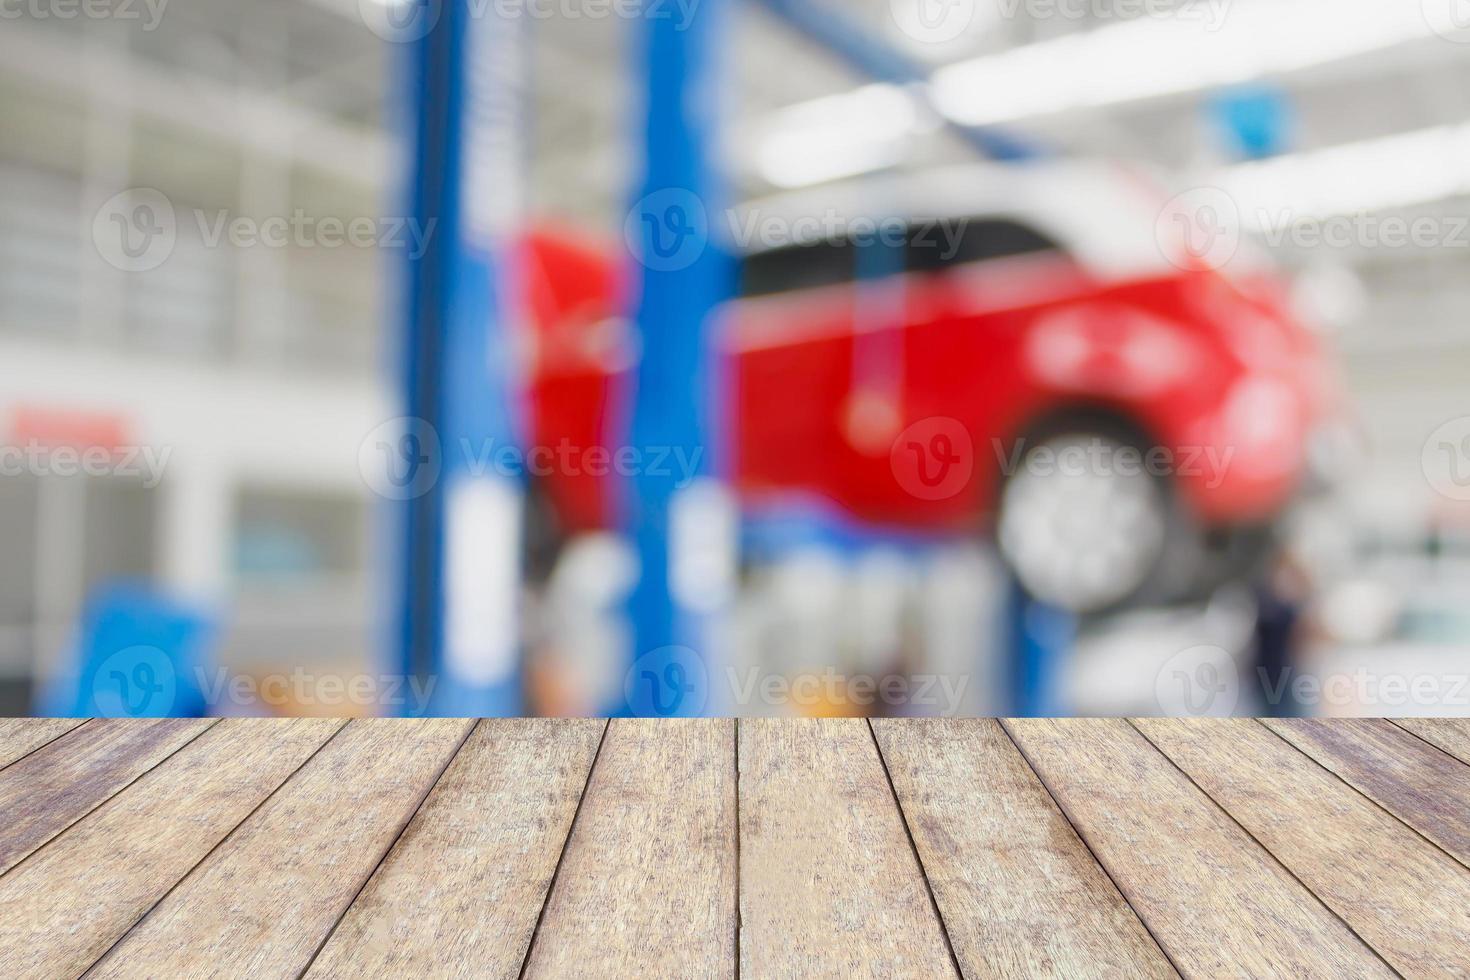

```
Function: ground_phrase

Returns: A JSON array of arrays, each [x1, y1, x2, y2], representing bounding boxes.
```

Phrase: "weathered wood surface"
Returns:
[[0, 718, 214, 875], [1137, 717, 1470, 976], [87, 718, 473, 979], [0, 717, 1464, 978], [1265, 717, 1470, 866], [1004, 718, 1394, 978], [0, 718, 342, 980], [872, 719, 1174, 979], [307, 719, 605, 979], [739, 718, 955, 979], [1394, 717, 1470, 764], [0, 717, 86, 769], [521, 718, 738, 979]]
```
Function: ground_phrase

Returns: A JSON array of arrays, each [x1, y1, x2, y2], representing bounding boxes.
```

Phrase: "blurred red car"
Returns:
[[516, 160, 1343, 612]]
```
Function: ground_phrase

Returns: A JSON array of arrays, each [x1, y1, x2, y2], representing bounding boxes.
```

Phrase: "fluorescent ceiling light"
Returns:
[[752, 84, 923, 189], [1219, 123, 1470, 227], [932, 0, 1437, 126], [753, 0, 1452, 188]]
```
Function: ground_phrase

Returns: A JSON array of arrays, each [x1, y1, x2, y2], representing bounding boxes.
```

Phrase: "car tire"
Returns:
[[995, 424, 1179, 615]]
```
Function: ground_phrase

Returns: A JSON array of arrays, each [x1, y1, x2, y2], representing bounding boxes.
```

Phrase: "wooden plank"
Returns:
[[1004, 719, 1394, 978], [1137, 718, 1470, 975], [522, 719, 736, 979], [738, 718, 954, 979], [305, 719, 605, 979], [1395, 717, 1470, 765], [1265, 717, 1470, 866], [0, 718, 342, 980], [0, 718, 214, 876], [86, 718, 474, 980], [872, 719, 1175, 978], [0, 718, 87, 770]]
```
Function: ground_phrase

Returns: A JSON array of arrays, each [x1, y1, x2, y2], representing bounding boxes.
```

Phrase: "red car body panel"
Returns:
[[516, 225, 1331, 538]]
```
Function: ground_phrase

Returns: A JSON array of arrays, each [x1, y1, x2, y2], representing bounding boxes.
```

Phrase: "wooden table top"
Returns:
[[2, 717, 1469, 978]]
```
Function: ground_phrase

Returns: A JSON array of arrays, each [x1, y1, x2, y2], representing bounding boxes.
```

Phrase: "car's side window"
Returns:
[[739, 237, 855, 297], [904, 217, 1060, 274]]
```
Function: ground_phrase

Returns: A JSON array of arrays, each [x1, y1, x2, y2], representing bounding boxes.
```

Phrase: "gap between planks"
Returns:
[[515, 719, 611, 980], [992, 721, 1185, 979], [1125, 719, 1400, 977], [865, 719, 964, 980], [75, 720, 353, 977], [296, 719, 484, 978]]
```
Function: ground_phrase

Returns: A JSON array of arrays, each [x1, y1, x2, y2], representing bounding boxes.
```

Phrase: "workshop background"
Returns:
[[2, 0, 1469, 718]]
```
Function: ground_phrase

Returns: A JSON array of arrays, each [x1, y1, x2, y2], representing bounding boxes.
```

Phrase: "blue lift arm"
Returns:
[[751, 0, 1044, 162]]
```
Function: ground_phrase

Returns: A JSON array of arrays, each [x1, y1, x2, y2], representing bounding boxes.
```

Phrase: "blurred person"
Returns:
[[1251, 542, 1317, 717]]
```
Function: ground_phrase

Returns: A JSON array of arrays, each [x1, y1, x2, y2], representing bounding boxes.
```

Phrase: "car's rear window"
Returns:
[[740, 237, 857, 297], [905, 217, 1059, 273], [738, 217, 1061, 297]]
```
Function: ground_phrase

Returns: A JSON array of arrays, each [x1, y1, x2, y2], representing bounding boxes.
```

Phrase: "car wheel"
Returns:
[[996, 429, 1171, 614]]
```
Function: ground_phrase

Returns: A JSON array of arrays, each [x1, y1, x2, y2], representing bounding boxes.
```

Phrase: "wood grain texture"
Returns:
[[872, 719, 1175, 979], [1395, 717, 1470, 765], [1137, 718, 1470, 976], [739, 718, 955, 979], [86, 718, 474, 980], [1265, 717, 1470, 866], [306, 719, 605, 979], [0, 718, 87, 769], [1004, 719, 1394, 979], [0, 718, 342, 980], [0, 718, 214, 875], [522, 719, 736, 979]]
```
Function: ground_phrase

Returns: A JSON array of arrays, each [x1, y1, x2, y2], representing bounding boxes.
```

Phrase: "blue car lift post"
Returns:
[[395, 0, 527, 716], [620, 0, 738, 717]]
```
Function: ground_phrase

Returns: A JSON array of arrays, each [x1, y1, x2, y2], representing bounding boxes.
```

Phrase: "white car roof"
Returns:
[[730, 158, 1181, 283]]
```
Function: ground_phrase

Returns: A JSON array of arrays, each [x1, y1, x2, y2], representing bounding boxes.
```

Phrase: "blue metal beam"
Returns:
[[752, 0, 1044, 162]]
